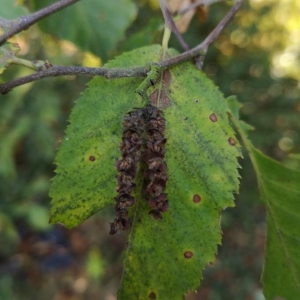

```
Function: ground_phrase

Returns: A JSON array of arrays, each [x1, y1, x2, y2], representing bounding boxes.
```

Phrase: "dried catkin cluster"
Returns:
[[110, 105, 168, 234], [143, 105, 168, 219], [110, 108, 145, 235]]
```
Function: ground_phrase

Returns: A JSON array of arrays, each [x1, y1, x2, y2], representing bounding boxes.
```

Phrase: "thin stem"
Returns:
[[10, 57, 42, 71], [158, 0, 189, 51], [162, 27, 172, 58], [0, 0, 243, 94], [0, 0, 80, 46]]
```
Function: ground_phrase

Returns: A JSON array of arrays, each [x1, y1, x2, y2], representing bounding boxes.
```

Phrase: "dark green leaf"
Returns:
[[31, 0, 137, 61], [121, 17, 162, 52], [227, 96, 300, 300]]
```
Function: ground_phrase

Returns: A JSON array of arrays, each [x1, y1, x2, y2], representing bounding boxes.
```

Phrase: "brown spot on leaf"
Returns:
[[184, 251, 193, 259], [228, 137, 236, 145], [209, 113, 217, 122], [193, 194, 201, 203], [195, 99, 199, 103], [149, 292, 156, 299], [89, 156, 96, 161]]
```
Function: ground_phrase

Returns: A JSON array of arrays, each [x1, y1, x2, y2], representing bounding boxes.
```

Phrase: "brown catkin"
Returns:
[[110, 108, 146, 235], [143, 105, 168, 219], [110, 105, 168, 234]]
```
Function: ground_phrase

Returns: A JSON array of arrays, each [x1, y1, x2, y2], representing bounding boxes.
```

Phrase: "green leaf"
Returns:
[[227, 96, 300, 300], [0, 42, 20, 75], [51, 45, 241, 299], [31, 0, 137, 61], [121, 17, 162, 52], [50, 45, 161, 228], [119, 51, 241, 300]]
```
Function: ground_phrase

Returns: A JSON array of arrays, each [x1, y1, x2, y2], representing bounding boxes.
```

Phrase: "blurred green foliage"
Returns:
[[31, 0, 137, 61], [0, 0, 300, 299]]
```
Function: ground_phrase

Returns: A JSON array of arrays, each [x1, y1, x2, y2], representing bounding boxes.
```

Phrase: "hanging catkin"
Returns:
[[143, 105, 168, 219], [110, 105, 168, 234], [110, 108, 145, 235]]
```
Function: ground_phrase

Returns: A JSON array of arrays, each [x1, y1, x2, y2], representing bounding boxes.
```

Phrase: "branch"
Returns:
[[0, 17, 18, 30], [0, 0, 80, 46], [0, 66, 150, 94], [0, 0, 243, 94], [158, 0, 189, 51], [159, 0, 243, 68]]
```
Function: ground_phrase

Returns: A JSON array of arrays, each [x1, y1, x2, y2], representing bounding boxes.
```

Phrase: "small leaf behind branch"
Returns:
[[227, 96, 300, 300], [0, 42, 20, 75], [0, 0, 28, 20]]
